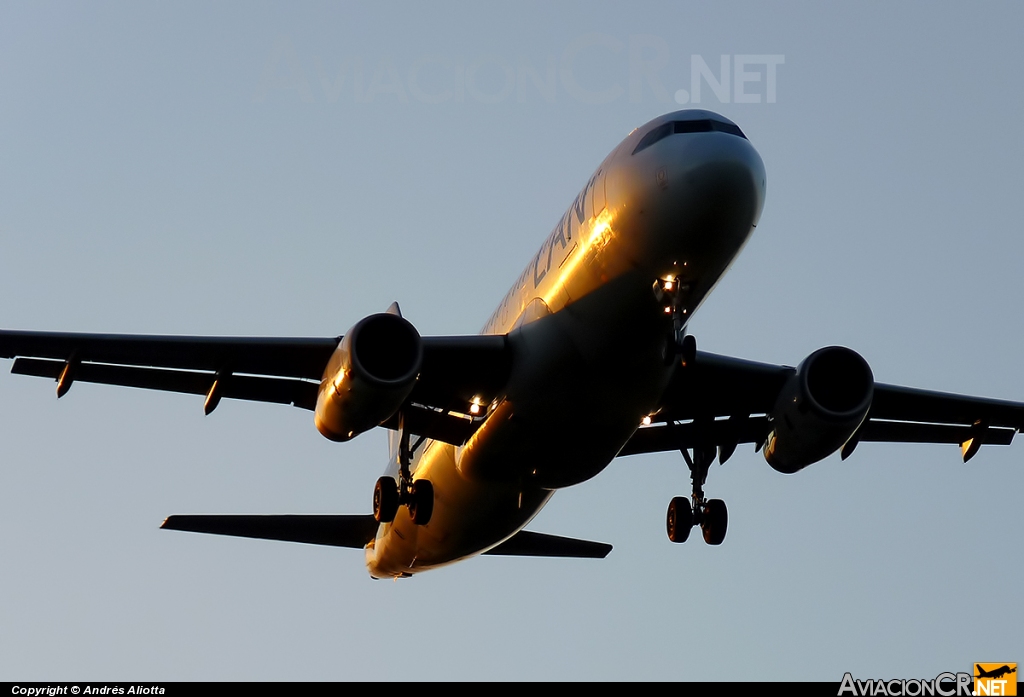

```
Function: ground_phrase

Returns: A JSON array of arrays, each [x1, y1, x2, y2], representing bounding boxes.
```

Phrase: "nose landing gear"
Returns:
[[373, 413, 434, 526], [653, 276, 697, 367], [653, 275, 727, 546], [666, 445, 728, 545]]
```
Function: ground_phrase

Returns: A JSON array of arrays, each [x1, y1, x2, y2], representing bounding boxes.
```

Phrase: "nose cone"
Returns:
[[675, 127, 766, 228], [609, 111, 766, 270]]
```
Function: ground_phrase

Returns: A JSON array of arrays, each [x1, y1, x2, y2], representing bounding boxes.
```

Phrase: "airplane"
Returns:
[[2, 108, 1023, 580], [975, 666, 1017, 680]]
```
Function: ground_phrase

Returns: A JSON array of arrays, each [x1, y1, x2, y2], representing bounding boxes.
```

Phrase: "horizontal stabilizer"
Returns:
[[483, 530, 612, 558], [161, 515, 378, 548]]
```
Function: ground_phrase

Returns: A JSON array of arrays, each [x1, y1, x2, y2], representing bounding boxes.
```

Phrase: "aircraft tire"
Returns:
[[681, 334, 697, 365], [702, 499, 728, 545], [409, 479, 434, 526], [374, 476, 399, 523], [666, 496, 692, 543]]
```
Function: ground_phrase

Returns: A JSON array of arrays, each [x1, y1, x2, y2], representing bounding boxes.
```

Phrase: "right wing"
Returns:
[[0, 330, 339, 410], [0, 328, 513, 445]]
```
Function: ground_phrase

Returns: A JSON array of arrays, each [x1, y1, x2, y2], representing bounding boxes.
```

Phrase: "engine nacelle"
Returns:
[[764, 346, 874, 474], [314, 313, 422, 442]]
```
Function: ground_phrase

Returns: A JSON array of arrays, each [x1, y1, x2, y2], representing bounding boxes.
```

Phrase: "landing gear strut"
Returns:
[[666, 445, 728, 545], [373, 412, 434, 525]]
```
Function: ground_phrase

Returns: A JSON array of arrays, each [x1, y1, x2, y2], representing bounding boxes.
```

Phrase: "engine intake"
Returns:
[[314, 313, 422, 442], [764, 346, 873, 474]]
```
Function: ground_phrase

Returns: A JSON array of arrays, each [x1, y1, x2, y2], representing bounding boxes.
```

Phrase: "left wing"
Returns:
[[621, 350, 1024, 462], [0, 329, 513, 445]]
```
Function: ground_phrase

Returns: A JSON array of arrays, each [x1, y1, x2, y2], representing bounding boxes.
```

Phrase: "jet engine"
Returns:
[[314, 313, 422, 442], [764, 346, 874, 474]]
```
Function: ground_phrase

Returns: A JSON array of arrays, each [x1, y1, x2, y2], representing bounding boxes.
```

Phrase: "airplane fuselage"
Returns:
[[366, 109, 767, 578]]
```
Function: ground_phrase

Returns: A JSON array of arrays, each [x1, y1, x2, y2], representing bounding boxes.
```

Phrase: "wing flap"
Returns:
[[482, 530, 612, 558], [161, 514, 379, 548], [618, 416, 770, 457], [861, 420, 1015, 445], [13, 357, 319, 410], [0, 330, 338, 379], [871, 383, 1024, 430], [379, 404, 479, 446]]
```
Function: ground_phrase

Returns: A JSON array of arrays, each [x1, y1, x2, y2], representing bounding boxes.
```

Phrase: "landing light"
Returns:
[[642, 415, 652, 426], [469, 403, 481, 415]]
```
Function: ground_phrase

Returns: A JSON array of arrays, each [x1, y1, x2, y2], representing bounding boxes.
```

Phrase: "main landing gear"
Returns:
[[666, 445, 728, 546], [373, 413, 434, 526]]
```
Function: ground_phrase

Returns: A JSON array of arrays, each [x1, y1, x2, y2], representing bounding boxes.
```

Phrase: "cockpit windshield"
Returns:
[[632, 119, 746, 155]]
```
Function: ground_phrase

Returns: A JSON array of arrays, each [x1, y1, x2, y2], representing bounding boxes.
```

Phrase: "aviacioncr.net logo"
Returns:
[[974, 664, 1017, 696], [839, 672, 973, 697]]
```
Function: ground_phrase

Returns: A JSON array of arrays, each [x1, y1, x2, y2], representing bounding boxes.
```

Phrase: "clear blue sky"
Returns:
[[1, 1, 1021, 680]]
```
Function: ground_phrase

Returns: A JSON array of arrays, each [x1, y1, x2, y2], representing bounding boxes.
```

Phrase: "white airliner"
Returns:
[[3, 109, 1023, 579]]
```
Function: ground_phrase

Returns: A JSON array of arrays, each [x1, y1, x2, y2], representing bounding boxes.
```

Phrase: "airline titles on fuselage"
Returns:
[[484, 169, 603, 333]]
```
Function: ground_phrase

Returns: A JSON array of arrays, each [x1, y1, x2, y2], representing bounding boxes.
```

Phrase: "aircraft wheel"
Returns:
[[681, 334, 697, 365], [666, 496, 692, 543], [409, 479, 434, 526], [373, 476, 399, 523], [701, 498, 728, 545]]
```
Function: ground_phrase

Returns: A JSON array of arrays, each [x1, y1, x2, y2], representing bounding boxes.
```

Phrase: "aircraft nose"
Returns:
[[672, 129, 766, 228], [625, 123, 767, 266]]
